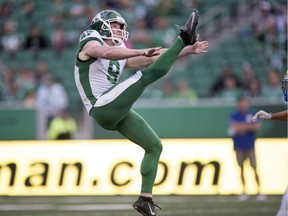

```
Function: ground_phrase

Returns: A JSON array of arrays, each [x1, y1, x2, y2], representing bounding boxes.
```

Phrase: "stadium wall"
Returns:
[[93, 104, 287, 139], [0, 104, 286, 140], [0, 107, 46, 140]]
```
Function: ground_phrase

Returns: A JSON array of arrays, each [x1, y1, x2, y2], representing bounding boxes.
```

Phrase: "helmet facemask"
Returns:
[[100, 18, 129, 45]]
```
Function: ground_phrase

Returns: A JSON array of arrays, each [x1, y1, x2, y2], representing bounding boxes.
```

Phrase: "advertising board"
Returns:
[[0, 139, 286, 195]]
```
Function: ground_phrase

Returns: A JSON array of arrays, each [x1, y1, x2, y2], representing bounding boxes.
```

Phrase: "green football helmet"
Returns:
[[90, 10, 129, 45]]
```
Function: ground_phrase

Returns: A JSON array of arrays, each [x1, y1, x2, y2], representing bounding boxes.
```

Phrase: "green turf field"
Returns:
[[0, 195, 282, 216]]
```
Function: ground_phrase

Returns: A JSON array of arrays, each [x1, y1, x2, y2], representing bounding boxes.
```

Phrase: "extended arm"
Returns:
[[271, 110, 288, 121], [78, 40, 161, 61], [252, 110, 288, 122], [125, 37, 209, 70]]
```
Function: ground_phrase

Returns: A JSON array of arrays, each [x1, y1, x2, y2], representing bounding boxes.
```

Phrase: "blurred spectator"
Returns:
[[20, 1, 35, 18], [98, 0, 116, 10], [151, 16, 177, 47], [51, 24, 65, 56], [210, 64, 242, 97], [172, 80, 198, 101], [217, 76, 243, 102], [133, 1, 155, 29], [2, 66, 16, 85], [252, 1, 274, 43], [244, 77, 262, 101], [83, 5, 94, 27], [23, 89, 36, 107], [130, 18, 154, 49], [35, 74, 68, 125], [228, 96, 264, 201], [24, 25, 49, 58], [240, 61, 256, 90], [162, 77, 174, 98], [262, 69, 283, 101], [1, 81, 20, 102], [116, 0, 135, 25], [35, 59, 49, 85], [64, 0, 93, 46], [151, 0, 181, 16], [252, 0, 287, 71], [0, 0, 18, 21], [68, 0, 87, 17], [265, 40, 286, 71], [0, 67, 19, 101], [47, 108, 77, 140], [117, 0, 134, 9], [1, 20, 22, 58], [67, 0, 91, 30], [0, 57, 7, 77], [50, 0, 68, 26], [16, 66, 36, 100]]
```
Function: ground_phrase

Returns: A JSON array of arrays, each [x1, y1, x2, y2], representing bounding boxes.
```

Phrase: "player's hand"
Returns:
[[143, 47, 161, 57], [252, 110, 272, 122], [190, 34, 209, 54]]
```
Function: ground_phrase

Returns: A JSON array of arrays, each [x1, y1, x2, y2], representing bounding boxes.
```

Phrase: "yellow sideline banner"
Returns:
[[0, 139, 287, 195]]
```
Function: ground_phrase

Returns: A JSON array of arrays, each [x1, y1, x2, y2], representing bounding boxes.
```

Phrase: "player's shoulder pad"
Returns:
[[79, 30, 103, 44]]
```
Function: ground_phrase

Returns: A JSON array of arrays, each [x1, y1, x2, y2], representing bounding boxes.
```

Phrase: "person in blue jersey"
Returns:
[[74, 9, 208, 216], [228, 96, 263, 201]]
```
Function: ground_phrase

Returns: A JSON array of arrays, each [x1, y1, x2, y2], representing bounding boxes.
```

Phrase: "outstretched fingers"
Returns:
[[144, 47, 162, 57], [192, 40, 209, 54], [199, 41, 209, 52]]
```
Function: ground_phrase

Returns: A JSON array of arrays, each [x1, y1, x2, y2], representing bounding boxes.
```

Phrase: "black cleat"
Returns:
[[132, 196, 161, 216], [177, 9, 199, 46]]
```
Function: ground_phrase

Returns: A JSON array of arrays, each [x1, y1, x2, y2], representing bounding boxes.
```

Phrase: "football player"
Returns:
[[252, 72, 287, 216], [74, 9, 208, 216]]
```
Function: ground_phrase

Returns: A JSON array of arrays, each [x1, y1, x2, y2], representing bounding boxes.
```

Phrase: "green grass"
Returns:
[[0, 195, 282, 216]]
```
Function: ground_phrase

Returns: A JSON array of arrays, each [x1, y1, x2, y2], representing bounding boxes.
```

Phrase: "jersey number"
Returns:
[[107, 60, 120, 84]]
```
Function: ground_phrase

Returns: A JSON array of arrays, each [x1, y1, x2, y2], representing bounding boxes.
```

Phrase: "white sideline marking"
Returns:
[[0, 204, 131, 211], [0, 204, 55, 211], [59, 204, 132, 211], [162, 207, 276, 215]]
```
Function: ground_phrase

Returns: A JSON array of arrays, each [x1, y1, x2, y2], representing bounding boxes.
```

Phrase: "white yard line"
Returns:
[[0, 203, 276, 214]]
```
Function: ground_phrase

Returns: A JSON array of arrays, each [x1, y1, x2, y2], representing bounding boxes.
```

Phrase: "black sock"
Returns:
[[179, 31, 189, 46], [140, 196, 152, 201]]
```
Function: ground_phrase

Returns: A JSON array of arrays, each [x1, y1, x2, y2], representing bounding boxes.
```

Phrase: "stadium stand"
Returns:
[[0, 0, 286, 116]]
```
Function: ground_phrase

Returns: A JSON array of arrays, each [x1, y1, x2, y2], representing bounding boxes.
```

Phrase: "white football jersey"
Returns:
[[74, 30, 127, 112]]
